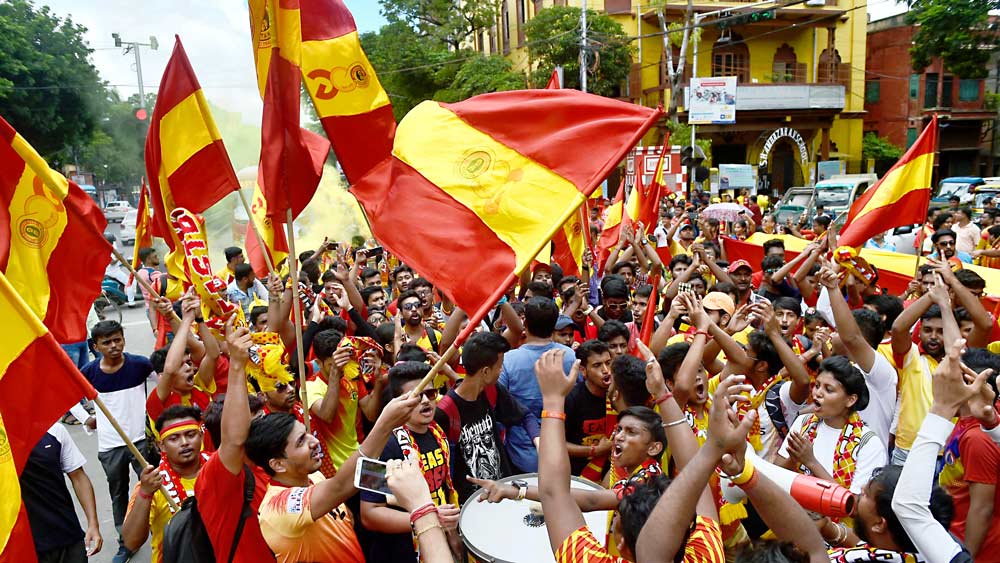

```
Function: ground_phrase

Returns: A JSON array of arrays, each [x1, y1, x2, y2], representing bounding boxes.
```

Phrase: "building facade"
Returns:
[[864, 14, 996, 179], [477, 0, 867, 194]]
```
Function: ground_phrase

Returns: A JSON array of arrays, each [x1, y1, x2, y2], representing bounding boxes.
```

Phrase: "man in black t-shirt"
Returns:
[[435, 332, 539, 503], [361, 362, 460, 561], [565, 340, 615, 479]]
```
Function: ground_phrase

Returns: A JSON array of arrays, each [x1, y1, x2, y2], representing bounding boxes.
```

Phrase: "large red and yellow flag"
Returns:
[[299, 0, 396, 185], [839, 116, 938, 248], [597, 179, 630, 273], [0, 115, 111, 344], [146, 36, 240, 281], [249, 0, 330, 220], [129, 178, 153, 281], [351, 90, 661, 316], [551, 208, 589, 277], [245, 178, 289, 278], [0, 270, 99, 563]]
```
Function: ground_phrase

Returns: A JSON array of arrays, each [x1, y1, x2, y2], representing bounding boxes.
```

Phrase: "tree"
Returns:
[[525, 6, 632, 98], [70, 92, 149, 188], [441, 54, 526, 101], [862, 132, 904, 161], [652, 0, 700, 121], [0, 0, 105, 156], [380, 0, 501, 50], [907, 0, 1000, 79]]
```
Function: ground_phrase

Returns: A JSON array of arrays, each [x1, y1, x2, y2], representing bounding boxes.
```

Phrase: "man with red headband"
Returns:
[[120, 405, 209, 563]]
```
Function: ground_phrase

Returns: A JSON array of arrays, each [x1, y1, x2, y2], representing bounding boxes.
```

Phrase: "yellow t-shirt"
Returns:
[[126, 475, 197, 563], [214, 266, 235, 285], [306, 374, 362, 475], [894, 346, 938, 450], [259, 474, 364, 563]]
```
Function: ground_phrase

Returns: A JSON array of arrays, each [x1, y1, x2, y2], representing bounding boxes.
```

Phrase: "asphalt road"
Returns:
[[62, 233, 159, 563]]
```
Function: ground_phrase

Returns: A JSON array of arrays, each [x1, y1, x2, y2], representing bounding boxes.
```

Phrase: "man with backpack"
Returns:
[[434, 331, 538, 503], [121, 405, 208, 563]]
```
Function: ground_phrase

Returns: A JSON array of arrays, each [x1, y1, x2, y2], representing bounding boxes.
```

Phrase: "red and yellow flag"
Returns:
[[129, 178, 153, 282], [839, 116, 938, 248], [597, 180, 630, 273], [0, 270, 99, 563], [245, 178, 289, 278], [145, 36, 240, 282], [551, 208, 589, 277], [249, 0, 330, 220], [0, 115, 111, 344], [299, 0, 396, 185], [626, 143, 669, 233], [351, 90, 661, 315]]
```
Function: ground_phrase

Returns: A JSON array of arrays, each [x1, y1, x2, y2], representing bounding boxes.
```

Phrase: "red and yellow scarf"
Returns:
[[802, 412, 865, 490]]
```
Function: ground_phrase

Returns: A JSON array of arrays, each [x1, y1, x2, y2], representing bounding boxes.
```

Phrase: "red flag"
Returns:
[[128, 178, 153, 284], [640, 271, 661, 345], [0, 115, 112, 344], [249, 0, 330, 220], [596, 179, 630, 273], [0, 271, 99, 563]]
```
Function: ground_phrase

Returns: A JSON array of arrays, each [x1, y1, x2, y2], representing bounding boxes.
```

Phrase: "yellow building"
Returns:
[[479, 0, 867, 193]]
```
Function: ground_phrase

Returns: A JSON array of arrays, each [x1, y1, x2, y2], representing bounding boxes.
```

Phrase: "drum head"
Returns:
[[459, 473, 610, 563]]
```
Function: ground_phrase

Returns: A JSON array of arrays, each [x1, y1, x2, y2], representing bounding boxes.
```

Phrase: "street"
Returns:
[[65, 232, 157, 563]]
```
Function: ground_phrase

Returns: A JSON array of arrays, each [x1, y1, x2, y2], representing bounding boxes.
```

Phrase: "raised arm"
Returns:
[[818, 267, 875, 371], [220, 319, 253, 475], [309, 346, 351, 423], [934, 260, 993, 347], [891, 293, 931, 358], [757, 301, 810, 404], [160, 291, 197, 401]]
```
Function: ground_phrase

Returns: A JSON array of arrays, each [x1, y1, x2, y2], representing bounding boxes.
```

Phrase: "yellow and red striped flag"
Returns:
[[129, 178, 153, 282], [0, 115, 111, 344], [626, 143, 669, 233], [0, 270, 98, 563], [299, 0, 395, 185], [245, 176, 289, 278], [839, 116, 938, 248], [145, 36, 240, 282], [596, 179, 630, 273], [352, 90, 661, 316], [249, 0, 330, 220]]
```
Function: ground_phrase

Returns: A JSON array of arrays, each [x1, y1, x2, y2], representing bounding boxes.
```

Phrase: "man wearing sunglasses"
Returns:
[[932, 229, 973, 265]]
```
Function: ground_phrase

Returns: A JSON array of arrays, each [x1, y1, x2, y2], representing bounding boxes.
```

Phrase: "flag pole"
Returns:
[[92, 396, 180, 512], [235, 187, 278, 278], [411, 271, 520, 395], [284, 208, 311, 434]]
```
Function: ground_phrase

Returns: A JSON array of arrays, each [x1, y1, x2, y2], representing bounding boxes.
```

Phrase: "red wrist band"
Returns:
[[138, 489, 154, 500], [409, 503, 437, 526], [654, 392, 674, 406], [541, 410, 566, 421]]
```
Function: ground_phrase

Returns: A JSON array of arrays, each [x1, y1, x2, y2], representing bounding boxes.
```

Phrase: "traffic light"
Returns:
[[681, 145, 705, 167], [718, 8, 775, 28]]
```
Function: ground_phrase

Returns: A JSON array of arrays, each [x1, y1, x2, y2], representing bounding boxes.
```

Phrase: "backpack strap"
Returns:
[[436, 393, 461, 444], [226, 465, 256, 563], [424, 325, 440, 353]]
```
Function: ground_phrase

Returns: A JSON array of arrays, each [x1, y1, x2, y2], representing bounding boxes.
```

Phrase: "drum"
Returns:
[[459, 473, 611, 563]]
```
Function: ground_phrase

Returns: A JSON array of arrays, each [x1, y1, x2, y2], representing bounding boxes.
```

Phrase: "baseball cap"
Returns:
[[727, 259, 752, 273], [701, 292, 735, 317], [554, 315, 574, 330]]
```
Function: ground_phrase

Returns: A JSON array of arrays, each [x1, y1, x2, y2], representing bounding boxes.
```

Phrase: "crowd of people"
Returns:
[[21, 192, 1000, 563]]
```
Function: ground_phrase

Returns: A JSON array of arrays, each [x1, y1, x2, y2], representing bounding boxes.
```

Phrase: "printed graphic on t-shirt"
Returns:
[[459, 413, 502, 481]]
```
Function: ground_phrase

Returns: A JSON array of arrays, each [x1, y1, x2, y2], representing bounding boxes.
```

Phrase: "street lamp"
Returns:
[[111, 33, 158, 120]]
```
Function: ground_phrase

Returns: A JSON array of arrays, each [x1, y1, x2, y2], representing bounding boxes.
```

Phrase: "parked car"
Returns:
[[120, 210, 138, 245], [772, 187, 815, 226], [104, 200, 133, 223], [931, 177, 985, 208], [971, 184, 1000, 216], [814, 174, 878, 217]]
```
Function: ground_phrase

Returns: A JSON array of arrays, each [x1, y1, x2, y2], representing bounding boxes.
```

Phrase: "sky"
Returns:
[[40, 0, 387, 123], [40, 0, 905, 124]]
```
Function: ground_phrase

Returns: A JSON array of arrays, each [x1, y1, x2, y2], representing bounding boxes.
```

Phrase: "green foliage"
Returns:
[[0, 0, 105, 156], [445, 54, 525, 101], [906, 0, 1000, 79], [67, 92, 148, 188], [665, 120, 712, 167], [525, 6, 632, 98], [862, 132, 904, 161], [380, 0, 501, 49], [985, 92, 1000, 111]]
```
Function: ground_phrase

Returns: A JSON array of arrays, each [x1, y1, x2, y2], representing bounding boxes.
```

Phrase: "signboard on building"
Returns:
[[625, 146, 685, 194], [719, 164, 755, 191], [817, 160, 845, 182], [688, 77, 737, 124]]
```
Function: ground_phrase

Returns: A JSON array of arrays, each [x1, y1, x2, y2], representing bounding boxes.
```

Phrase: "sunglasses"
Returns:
[[605, 302, 630, 311], [938, 240, 956, 247], [418, 388, 439, 401], [402, 302, 421, 311]]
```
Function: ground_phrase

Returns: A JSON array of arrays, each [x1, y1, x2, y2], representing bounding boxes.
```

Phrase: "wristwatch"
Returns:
[[511, 479, 528, 501]]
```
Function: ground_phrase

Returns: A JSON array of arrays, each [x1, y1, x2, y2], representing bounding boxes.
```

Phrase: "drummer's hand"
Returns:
[[466, 476, 514, 503], [385, 459, 434, 512], [436, 504, 461, 530]]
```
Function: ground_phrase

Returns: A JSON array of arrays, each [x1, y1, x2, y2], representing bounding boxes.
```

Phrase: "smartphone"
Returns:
[[368, 246, 384, 259], [354, 458, 392, 495], [679, 282, 693, 294]]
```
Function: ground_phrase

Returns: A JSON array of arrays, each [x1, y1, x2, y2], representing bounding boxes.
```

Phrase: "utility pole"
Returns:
[[112, 33, 158, 120], [580, 0, 588, 93]]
